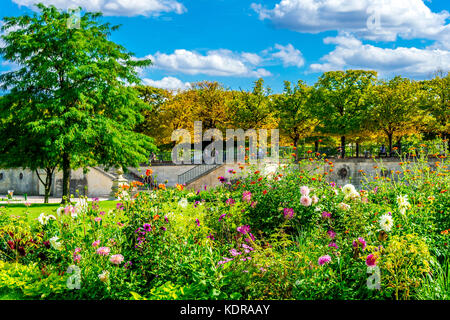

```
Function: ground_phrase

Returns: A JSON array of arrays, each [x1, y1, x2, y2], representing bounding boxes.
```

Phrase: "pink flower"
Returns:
[[328, 242, 339, 250], [283, 208, 295, 219], [219, 214, 226, 222], [366, 254, 378, 267], [110, 254, 124, 265], [225, 198, 235, 206], [74, 247, 81, 253], [92, 240, 100, 247], [96, 246, 110, 256], [327, 230, 336, 239], [311, 195, 318, 204], [318, 255, 332, 265], [242, 191, 252, 203], [94, 217, 102, 222], [237, 225, 251, 234], [300, 186, 310, 196], [353, 237, 367, 250], [300, 195, 312, 206], [322, 211, 331, 218], [230, 249, 242, 256], [218, 257, 233, 265], [73, 254, 81, 263]]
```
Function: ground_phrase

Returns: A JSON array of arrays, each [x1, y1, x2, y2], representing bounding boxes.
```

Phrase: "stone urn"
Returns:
[[109, 168, 129, 200]]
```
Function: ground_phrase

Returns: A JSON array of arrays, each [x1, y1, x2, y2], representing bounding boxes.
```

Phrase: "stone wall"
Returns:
[[0, 168, 39, 195]]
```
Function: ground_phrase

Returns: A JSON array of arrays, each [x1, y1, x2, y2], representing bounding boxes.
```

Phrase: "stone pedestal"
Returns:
[[109, 168, 128, 200]]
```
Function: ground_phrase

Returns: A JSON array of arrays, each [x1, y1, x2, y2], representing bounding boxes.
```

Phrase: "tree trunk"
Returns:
[[340, 136, 346, 158], [356, 142, 360, 158], [387, 133, 393, 157], [35, 168, 54, 204], [62, 153, 71, 204], [396, 137, 402, 156], [314, 140, 319, 153], [44, 168, 52, 204]]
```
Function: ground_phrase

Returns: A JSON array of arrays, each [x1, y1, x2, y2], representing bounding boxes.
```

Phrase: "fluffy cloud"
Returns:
[[12, 0, 186, 17], [309, 34, 450, 77], [271, 43, 304, 67], [252, 0, 449, 42], [147, 49, 272, 77], [142, 76, 191, 90]]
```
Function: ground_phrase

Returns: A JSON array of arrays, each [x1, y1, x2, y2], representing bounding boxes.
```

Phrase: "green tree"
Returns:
[[229, 78, 273, 129], [418, 72, 450, 151], [273, 80, 318, 160], [0, 96, 59, 203], [313, 70, 377, 158], [368, 76, 421, 154], [0, 4, 155, 202]]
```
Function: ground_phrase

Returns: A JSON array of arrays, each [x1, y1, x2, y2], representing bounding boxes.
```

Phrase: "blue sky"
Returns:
[[1, 0, 449, 92]]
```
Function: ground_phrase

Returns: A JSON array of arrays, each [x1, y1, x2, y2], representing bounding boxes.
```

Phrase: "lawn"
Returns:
[[1, 201, 119, 221]]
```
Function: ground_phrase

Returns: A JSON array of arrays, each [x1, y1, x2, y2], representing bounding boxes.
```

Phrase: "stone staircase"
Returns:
[[177, 163, 224, 186]]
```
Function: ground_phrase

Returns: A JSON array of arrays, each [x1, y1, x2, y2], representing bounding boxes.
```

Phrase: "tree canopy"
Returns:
[[0, 4, 156, 202]]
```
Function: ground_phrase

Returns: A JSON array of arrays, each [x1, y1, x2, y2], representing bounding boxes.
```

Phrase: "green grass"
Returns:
[[1, 201, 119, 221]]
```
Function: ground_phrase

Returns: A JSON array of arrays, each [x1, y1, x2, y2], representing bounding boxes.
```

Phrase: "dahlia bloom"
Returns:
[[366, 254, 378, 267], [110, 254, 124, 265], [283, 208, 295, 219], [242, 191, 252, 203], [96, 246, 111, 256], [318, 255, 332, 265], [300, 195, 312, 206], [379, 214, 394, 232], [353, 237, 367, 250], [300, 186, 310, 196]]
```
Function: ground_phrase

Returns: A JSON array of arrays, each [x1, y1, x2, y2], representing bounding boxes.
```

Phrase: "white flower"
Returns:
[[38, 212, 55, 225], [74, 198, 88, 215], [56, 207, 64, 216], [38, 212, 47, 225], [118, 190, 129, 201], [178, 198, 188, 208], [344, 190, 360, 201], [379, 214, 394, 232], [311, 195, 319, 204], [149, 192, 157, 199], [338, 202, 350, 211], [315, 205, 324, 212], [98, 270, 110, 283], [397, 194, 411, 214], [342, 184, 357, 196], [49, 236, 62, 250]]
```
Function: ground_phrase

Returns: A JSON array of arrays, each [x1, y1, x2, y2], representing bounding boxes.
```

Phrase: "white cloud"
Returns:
[[12, 0, 186, 17], [252, 0, 450, 43], [272, 43, 304, 67], [142, 76, 191, 90], [147, 49, 272, 77], [309, 34, 450, 77], [241, 52, 263, 65]]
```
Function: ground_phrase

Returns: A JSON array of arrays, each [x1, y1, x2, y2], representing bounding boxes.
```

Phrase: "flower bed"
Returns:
[[0, 149, 449, 300]]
